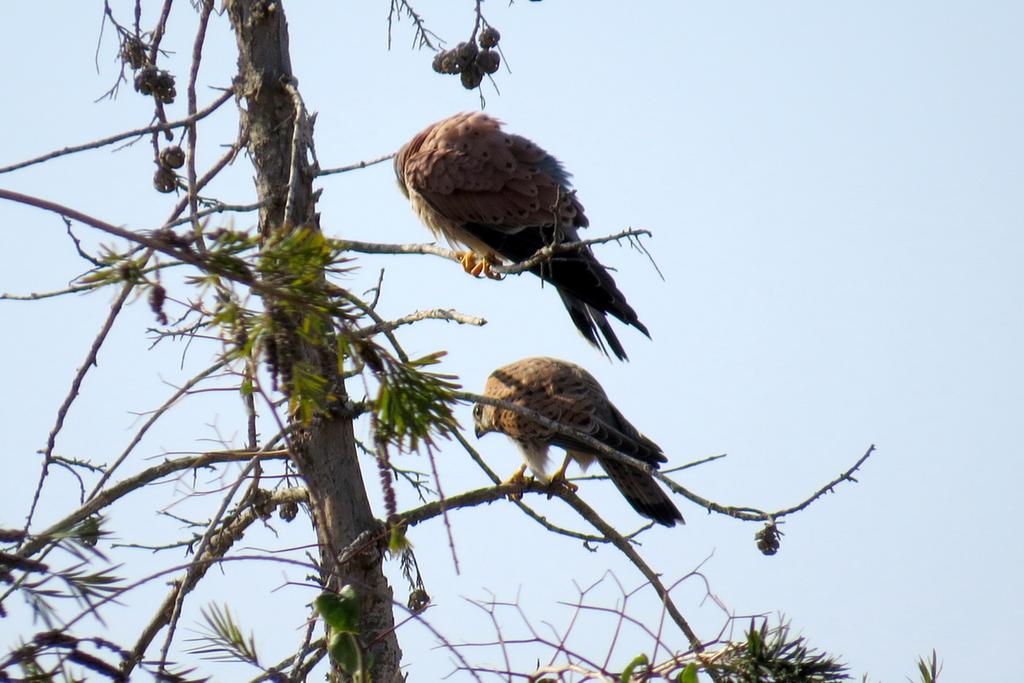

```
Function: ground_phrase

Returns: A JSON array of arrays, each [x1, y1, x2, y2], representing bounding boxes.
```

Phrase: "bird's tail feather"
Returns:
[[599, 459, 684, 527], [558, 292, 628, 361], [536, 250, 649, 337]]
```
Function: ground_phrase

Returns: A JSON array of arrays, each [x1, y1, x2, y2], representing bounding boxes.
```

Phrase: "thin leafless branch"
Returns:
[[23, 278, 139, 533], [355, 308, 486, 337], [0, 89, 233, 176], [317, 153, 395, 177]]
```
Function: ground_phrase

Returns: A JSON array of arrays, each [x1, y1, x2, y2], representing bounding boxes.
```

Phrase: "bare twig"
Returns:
[[23, 278, 139, 534], [162, 200, 263, 229], [154, 455, 262, 673], [317, 153, 395, 177], [147, 0, 175, 65], [334, 229, 654, 277], [0, 89, 233, 176], [0, 282, 105, 301], [386, 0, 442, 50], [0, 189, 352, 319], [281, 80, 310, 227], [395, 480, 706, 654], [87, 360, 228, 500], [490, 228, 654, 276], [15, 450, 288, 560], [354, 308, 486, 337], [336, 238, 459, 261], [185, 0, 216, 238]]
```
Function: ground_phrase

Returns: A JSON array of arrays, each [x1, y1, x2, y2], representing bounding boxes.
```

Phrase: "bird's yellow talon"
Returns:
[[546, 455, 579, 495], [547, 474, 579, 495], [480, 259, 503, 280], [502, 464, 531, 501], [457, 251, 503, 280], [457, 251, 476, 275]]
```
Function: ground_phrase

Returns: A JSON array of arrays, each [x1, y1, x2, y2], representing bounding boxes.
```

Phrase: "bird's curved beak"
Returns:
[[474, 424, 485, 439]]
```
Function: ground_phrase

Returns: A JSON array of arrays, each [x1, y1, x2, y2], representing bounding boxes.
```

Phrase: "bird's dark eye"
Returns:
[[472, 405, 481, 419]]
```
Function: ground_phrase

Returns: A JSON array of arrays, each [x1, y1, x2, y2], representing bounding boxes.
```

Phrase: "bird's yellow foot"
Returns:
[[502, 464, 531, 501], [457, 251, 503, 280], [547, 462, 579, 495]]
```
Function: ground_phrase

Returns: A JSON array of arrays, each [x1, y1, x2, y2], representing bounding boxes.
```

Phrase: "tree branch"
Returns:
[[317, 152, 395, 177], [15, 450, 288, 559], [0, 89, 233, 176], [456, 390, 876, 524], [395, 480, 706, 654], [354, 308, 486, 337]]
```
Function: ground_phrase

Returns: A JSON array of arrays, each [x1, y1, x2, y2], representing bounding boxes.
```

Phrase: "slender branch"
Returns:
[[317, 153, 395, 177], [63, 553, 318, 633], [336, 238, 458, 261], [24, 279, 137, 533], [452, 430, 652, 545], [328, 284, 410, 363], [334, 229, 653, 275], [15, 450, 288, 559], [386, 0, 441, 50], [0, 282, 104, 301], [490, 228, 653, 275], [354, 308, 486, 337], [456, 390, 875, 523], [395, 480, 705, 653], [147, 0, 175, 65], [768, 444, 877, 518], [126, 487, 309, 677], [185, 0, 215, 240], [154, 455, 261, 673], [88, 360, 227, 500], [165, 128, 250, 229], [281, 80, 309, 227], [161, 200, 263, 229], [0, 189, 352, 319], [0, 89, 233, 176]]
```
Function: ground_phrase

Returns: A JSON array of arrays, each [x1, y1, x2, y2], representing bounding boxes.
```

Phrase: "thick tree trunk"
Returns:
[[225, 2, 402, 679]]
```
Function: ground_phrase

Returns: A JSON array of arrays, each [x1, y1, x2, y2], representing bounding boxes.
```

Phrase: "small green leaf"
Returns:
[[328, 630, 362, 674], [678, 662, 699, 683], [315, 585, 360, 633], [620, 653, 648, 682], [388, 525, 411, 553]]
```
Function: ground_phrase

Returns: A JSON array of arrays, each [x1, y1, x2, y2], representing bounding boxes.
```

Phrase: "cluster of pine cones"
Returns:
[[432, 27, 501, 90]]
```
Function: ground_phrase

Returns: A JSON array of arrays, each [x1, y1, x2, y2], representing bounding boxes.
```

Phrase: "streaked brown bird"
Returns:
[[472, 356, 683, 527], [394, 112, 649, 360]]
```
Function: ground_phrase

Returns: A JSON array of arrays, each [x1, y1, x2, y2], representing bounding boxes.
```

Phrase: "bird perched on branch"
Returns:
[[394, 112, 649, 360], [473, 356, 683, 527]]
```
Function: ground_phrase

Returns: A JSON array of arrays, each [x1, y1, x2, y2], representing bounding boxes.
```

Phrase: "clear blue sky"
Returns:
[[2, 1, 1022, 680]]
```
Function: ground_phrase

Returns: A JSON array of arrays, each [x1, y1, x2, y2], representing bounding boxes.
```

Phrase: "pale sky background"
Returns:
[[2, 1, 1022, 681]]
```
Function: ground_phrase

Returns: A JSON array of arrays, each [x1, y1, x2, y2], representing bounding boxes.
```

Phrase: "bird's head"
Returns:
[[472, 402, 496, 439]]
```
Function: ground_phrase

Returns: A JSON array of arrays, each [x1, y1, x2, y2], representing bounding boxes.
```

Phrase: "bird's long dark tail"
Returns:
[[599, 459, 684, 527], [468, 222, 650, 360], [558, 292, 629, 361], [532, 247, 649, 334]]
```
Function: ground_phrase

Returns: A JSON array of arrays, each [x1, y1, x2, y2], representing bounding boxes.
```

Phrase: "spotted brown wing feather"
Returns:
[[480, 358, 682, 526], [543, 364, 684, 527], [397, 113, 649, 360]]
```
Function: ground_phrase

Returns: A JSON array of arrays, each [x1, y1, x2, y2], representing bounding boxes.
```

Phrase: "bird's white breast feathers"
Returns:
[[408, 189, 499, 259], [514, 441, 552, 481]]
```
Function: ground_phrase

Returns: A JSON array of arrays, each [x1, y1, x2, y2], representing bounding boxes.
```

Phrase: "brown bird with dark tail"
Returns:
[[394, 112, 649, 361], [473, 357, 683, 527]]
